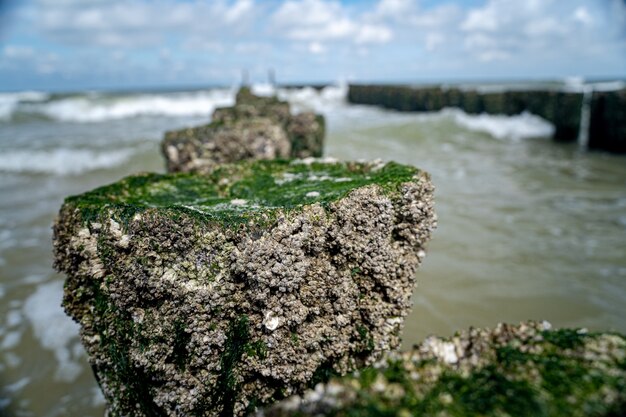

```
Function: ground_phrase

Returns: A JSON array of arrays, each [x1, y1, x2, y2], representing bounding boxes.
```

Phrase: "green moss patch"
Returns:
[[265, 324, 626, 417], [65, 159, 418, 227]]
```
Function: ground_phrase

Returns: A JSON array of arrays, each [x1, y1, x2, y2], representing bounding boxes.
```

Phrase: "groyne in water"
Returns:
[[52, 89, 626, 416], [348, 84, 626, 153]]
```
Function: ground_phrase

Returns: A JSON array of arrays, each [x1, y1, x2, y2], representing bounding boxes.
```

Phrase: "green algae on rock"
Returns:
[[54, 159, 436, 417], [213, 92, 292, 127], [261, 321, 626, 417]]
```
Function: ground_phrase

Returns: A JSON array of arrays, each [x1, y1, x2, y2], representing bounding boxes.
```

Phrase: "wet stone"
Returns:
[[163, 90, 325, 173], [261, 321, 626, 417], [162, 117, 291, 174], [53, 159, 436, 417]]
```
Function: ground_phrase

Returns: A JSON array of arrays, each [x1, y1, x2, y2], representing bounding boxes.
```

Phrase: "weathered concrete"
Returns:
[[163, 90, 326, 172], [212, 103, 292, 127], [162, 117, 291, 174], [348, 84, 626, 153], [54, 159, 436, 417], [262, 321, 626, 417]]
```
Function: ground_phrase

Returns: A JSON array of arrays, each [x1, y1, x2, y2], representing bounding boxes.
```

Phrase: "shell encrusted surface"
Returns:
[[54, 159, 436, 417], [261, 321, 626, 417]]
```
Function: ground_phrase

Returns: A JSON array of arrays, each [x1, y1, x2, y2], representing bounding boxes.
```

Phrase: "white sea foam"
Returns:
[[0, 147, 137, 175], [562, 78, 625, 93], [589, 81, 626, 92], [277, 83, 347, 114], [1, 331, 22, 349], [4, 377, 31, 394], [0, 91, 49, 121], [6, 310, 22, 328], [4, 352, 21, 368], [448, 109, 555, 140], [251, 82, 276, 97], [39, 89, 234, 122], [23, 281, 84, 383]]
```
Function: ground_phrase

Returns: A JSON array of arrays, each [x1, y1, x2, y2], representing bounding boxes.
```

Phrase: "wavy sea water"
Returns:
[[1, 82, 625, 416]]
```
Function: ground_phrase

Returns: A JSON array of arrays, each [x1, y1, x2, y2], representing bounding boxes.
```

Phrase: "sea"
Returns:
[[1, 81, 625, 416]]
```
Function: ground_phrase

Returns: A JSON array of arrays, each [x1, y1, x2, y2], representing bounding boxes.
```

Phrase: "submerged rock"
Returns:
[[54, 159, 436, 417], [162, 117, 291, 174], [262, 321, 626, 417]]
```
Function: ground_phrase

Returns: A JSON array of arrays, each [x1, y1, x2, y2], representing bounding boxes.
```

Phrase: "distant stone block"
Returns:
[[162, 117, 291, 174], [163, 90, 325, 172]]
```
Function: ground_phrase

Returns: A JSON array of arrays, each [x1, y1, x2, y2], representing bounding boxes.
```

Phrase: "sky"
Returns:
[[0, 0, 625, 91]]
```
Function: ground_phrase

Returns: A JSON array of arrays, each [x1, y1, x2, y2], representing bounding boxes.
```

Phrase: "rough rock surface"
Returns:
[[162, 117, 291, 174], [54, 159, 436, 417], [262, 321, 626, 417], [163, 89, 325, 173], [213, 89, 324, 158], [213, 88, 292, 127]]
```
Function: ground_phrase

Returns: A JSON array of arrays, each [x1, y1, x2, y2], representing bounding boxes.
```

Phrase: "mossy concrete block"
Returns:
[[165, 89, 326, 172], [162, 117, 291, 174], [262, 321, 626, 417], [54, 159, 437, 417], [213, 103, 292, 127]]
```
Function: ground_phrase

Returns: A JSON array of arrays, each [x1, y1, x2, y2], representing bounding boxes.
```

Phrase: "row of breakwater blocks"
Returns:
[[53, 89, 626, 416], [348, 84, 626, 153]]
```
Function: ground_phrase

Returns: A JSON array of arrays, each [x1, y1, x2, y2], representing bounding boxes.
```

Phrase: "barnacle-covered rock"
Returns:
[[54, 159, 436, 417], [163, 89, 325, 173], [213, 91, 292, 127], [162, 117, 291, 174], [262, 321, 626, 417]]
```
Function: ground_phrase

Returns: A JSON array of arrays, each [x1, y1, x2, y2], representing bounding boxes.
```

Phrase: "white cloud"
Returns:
[[1, 45, 60, 75], [225, 0, 254, 23], [374, 0, 417, 18], [35, 0, 257, 47], [573, 7, 594, 26], [355, 25, 393, 44], [464, 33, 513, 62], [271, 0, 393, 45], [1, 0, 625, 87], [272, 0, 344, 28], [3, 45, 34, 59], [408, 4, 461, 28], [461, 3, 499, 32], [308, 41, 326, 54], [425, 33, 445, 52], [458, 0, 626, 64]]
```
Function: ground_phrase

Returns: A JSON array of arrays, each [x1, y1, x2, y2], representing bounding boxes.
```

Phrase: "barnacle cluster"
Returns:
[[54, 159, 436, 416]]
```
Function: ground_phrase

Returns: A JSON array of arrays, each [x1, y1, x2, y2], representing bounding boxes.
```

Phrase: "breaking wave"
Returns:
[[23, 281, 84, 382], [0, 91, 50, 121], [447, 109, 555, 140], [1, 89, 235, 123], [0, 147, 138, 175]]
